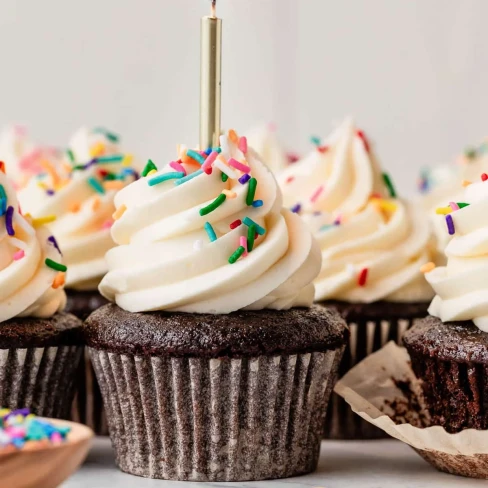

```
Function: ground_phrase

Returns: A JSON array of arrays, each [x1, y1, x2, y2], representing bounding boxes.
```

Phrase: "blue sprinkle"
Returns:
[[291, 203, 301, 214], [148, 171, 184, 187], [186, 150, 205, 165], [310, 135, 321, 146], [252, 200, 263, 208], [174, 170, 203, 186], [204, 222, 217, 242], [243, 217, 266, 235], [239, 174, 251, 185]]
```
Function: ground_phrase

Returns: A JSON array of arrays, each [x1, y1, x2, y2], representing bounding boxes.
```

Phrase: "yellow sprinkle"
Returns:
[[69, 202, 81, 213], [222, 189, 237, 199], [436, 206, 452, 215], [228, 129, 239, 143], [420, 262, 436, 274], [37, 181, 48, 190], [112, 204, 127, 221], [52, 272, 66, 289], [146, 169, 157, 176], [371, 198, 397, 212], [90, 142, 106, 157], [104, 180, 125, 191], [92, 197, 101, 211], [32, 215, 56, 227], [462, 180, 472, 187], [0, 409, 10, 417], [122, 154, 134, 167]]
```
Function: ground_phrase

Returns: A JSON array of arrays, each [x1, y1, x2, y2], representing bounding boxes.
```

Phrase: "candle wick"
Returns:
[[211, 0, 216, 18]]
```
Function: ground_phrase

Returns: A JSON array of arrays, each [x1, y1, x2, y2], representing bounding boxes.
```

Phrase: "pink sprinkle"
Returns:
[[51, 432, 62, 444], [310, 185, 324, 203], [449, 201, 460, 211], [14, 125, 27, 136], [102, 220, 113, 229], [13, 250, 25, 261], [240, 236, 248, 256], [238, 136, 248, 154], [202, 151, 219, 174], [228, 158, 251, 173], [170, 161, 187, 176], [286, 176, 295, 184]]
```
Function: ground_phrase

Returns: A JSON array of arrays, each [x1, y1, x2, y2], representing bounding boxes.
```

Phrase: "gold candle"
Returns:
[[200, 1, 222, 151]]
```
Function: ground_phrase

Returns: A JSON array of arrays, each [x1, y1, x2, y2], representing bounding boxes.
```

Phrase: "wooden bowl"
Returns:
[[0, 418, 93, 488]]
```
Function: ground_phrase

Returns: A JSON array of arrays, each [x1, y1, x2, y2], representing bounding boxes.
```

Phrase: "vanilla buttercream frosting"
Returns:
[[0, 168, 66, 322], [278, 118, 434, 304], [426, 179, 488, 331], [99, 129, 321, 314], [18, 127, 138, 290]]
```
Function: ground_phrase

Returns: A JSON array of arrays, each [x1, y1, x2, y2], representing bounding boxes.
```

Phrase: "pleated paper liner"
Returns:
[[0, 345, 83, 419], [89, 346, 344, 482], [325, 317, 412, 439], [335, 341, 488, 479]]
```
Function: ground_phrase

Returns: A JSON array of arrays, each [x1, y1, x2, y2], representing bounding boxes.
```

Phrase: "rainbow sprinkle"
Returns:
[[229, 246, 245, 264], [204, 222, 217, 242], [32, 215, 56, 227], [382, 173, 397, 198], [243, 217, 266, 235], [175, 170, 203, 186], [148, 172, 185, 187], [87, 177, 105, 195], [230, 219, 242, 229], [47, 236, 62, 255], [186, 150, 205, 165], [252, 200, 263, 207], [239, 174, 251, 185], [247, 224, 257, 251], [420, 262, 436, 274], [45, 258, 67, 272], [199, 193, 227, 216], [310, 185, 324, 203], [238, 137, 248, 154], [310, 136, 321, 146], [246, 178, 257, 206], [291, 203, 301, 214], [221, 172, 229, 182], [228, 158, 250, 174], [358, 268, 368, 287], [169, 161, 187, 175], [5, 206, 14, 236], [142, 160, 158, 177], [446, 214, 455, 235], [13, 250, 25, 261], [240, 236, 248, 256]]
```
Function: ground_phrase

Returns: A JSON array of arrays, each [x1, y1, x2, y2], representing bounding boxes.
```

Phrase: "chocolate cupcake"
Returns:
[[17, 127, 138, 434], [277, 118, 435, 439], [87, 130, 348, 481], [0, 167, 83, 418], [405, 177, 488, 434]]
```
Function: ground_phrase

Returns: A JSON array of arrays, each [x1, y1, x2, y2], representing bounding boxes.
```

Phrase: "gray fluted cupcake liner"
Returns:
[[0, 345, 83, 419], [71, 351, 108, 435], [325, 317, 412, 439], [89, 346, 344, 481]]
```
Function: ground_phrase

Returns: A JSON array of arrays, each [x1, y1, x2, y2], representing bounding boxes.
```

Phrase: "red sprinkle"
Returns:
[[98, 169, 108, 178], [482, 173, 488, 182], [286, 176, 295, 184], [358, 268, 368, 287], [204, 166, 213, 175], [0, 161, 5, 174], [317, 145, 329, 153], [230, 219, 242, 230], [356, 130, 370, 152]]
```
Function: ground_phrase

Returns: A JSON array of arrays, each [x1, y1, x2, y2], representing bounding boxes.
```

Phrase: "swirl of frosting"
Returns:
[[18, 127, 138, 290], [426, 179, 488, 331], [99, 129, 321, 314], [0, 169, 66, 322], [278, 118, 434, 303]]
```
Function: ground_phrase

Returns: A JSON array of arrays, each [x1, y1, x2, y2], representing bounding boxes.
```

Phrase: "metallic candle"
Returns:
[[200, 0, 222, 151]]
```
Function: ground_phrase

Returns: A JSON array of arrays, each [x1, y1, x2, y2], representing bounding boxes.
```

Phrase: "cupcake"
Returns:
[[405, 176, 488, 433], [277, 118, 435, 439], [247, 123, 298, 173], [0, 166, 82, 419], [85, 130, 349, 481], [17, 126, 138, 434]]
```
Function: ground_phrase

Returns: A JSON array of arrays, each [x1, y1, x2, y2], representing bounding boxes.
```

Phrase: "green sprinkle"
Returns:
[[457, 202, 470, 209], [45, 258, 67, 272], [94, 127, 120, 143], [96, 155, 124, 163], [66, 149, 75, 163], [382, 172, 397, 198], [199, 193, 227, 216], [142, 159, 158, 177], [204, 222, 217, 242], [243, 217, 266, 235], [246, 177, 257, 206], [73, 164, 86, 171], [213, 147, 222, 154], [229, 246, 245, 264], [175, 170, 203, 185], [186, 150, 205, 165], [247, 224, 257, 252], [87, 177, 105, 194], [310, 136, 321, 146], [221, 172, 229, 182], [465, 147, 477, 159], [148, 171, 184, 187]]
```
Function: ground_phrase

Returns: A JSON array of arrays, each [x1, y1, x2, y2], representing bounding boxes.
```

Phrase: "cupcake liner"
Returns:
[[325, 316, 411, 439], [0, 345, 83, 419], [71, 351, 108, 435], [89, 346, 344, 481], [335, 341, 488, 479]]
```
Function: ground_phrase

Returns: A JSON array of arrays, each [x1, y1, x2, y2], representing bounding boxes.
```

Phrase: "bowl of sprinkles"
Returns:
[[0, 408, 93, 488]]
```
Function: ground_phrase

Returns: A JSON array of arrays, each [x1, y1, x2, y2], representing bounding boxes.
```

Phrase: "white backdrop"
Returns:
[[1, 0, 487, 194]]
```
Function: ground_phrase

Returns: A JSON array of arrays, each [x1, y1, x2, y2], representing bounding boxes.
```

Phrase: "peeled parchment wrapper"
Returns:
[[335, 341, 488, 479]]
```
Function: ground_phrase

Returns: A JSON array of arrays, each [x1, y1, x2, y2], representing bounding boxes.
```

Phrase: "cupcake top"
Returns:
[[425, 177, 488, 332], [277, 118, 434, 304], [18, 127, 138, 291], [0, 168, 66, 322], [419, 141, 488, 262], [247, 124, 295, 174], [99, 129, 321, 314]]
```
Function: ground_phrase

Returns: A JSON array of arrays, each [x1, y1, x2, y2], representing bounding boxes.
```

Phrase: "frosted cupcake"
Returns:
[[0, 166, 82, 418], [278, 118, 435, 439], [18, 126, 138, 434], [86, 129, 349, 481]]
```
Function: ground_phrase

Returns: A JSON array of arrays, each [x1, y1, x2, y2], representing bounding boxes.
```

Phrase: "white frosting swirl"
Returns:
[[278, 118, 434, 303], [427, 180, 488, 331], [99, 131, 321, 314], [0, 170, 66, 322], [18, 127, 137, 290]]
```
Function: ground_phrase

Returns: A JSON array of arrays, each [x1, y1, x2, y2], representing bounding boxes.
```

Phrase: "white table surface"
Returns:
[[62, 437, 485, 488]]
